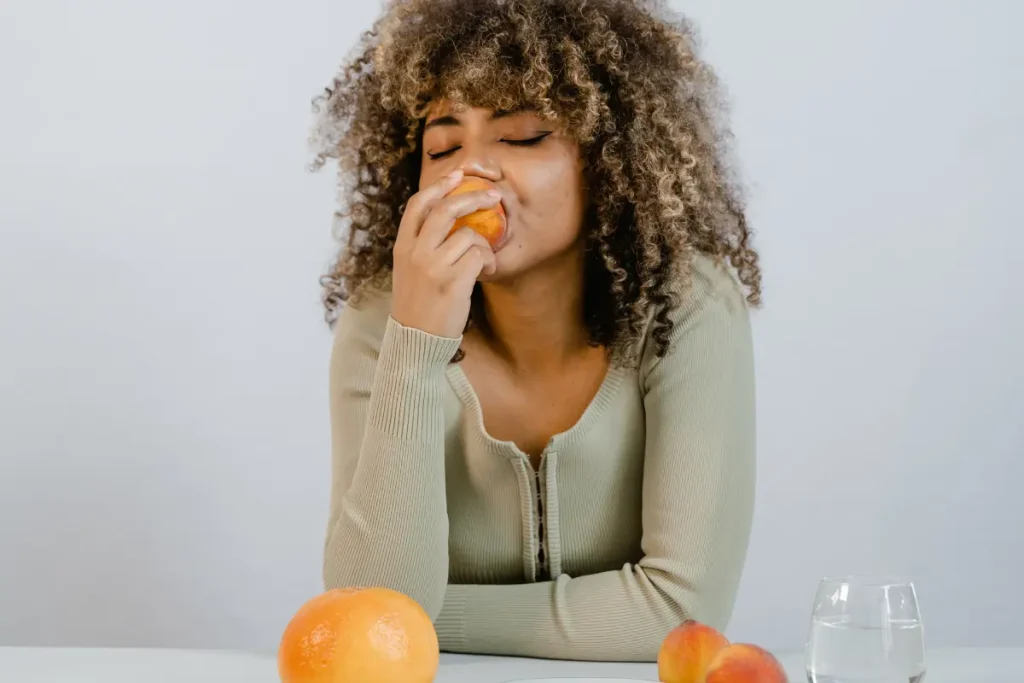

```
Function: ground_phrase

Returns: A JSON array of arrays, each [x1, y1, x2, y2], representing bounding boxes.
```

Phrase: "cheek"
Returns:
[[517, 156, 585, 237], [417, 160, 437, 190]]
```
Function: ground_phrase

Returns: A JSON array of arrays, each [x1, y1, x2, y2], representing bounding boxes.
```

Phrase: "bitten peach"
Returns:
[[446, 177, 506, 248], [704, 643, 788, 683], [657, 620, 730, 683]]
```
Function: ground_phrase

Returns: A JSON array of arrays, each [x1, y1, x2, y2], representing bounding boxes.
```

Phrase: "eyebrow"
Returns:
[[423, 107, 534, 131]]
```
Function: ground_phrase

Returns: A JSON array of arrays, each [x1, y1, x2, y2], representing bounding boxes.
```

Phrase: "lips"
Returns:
[[493, 200, 511, 252]]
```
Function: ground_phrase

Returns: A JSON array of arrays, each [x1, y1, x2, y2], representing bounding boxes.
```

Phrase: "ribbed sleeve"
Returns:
[[323, 304, 461, 619]]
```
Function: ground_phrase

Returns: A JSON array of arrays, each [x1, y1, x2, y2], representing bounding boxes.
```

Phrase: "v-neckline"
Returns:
[[444, 361, 627, 464]]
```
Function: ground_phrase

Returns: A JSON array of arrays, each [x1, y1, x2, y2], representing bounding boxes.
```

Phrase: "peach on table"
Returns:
[[658, 619, 787, 683]]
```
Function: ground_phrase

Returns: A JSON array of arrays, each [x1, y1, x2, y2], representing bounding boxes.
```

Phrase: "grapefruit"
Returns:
[[278, 587, 439, 683]]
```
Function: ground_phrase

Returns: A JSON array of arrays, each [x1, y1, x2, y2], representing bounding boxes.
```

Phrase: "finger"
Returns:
[[417, 189, 502, 250], [452, 245, 496, 282], [480, 248, 497, 277], [395, 169, 465, 250], [435, 228, 493, 266]]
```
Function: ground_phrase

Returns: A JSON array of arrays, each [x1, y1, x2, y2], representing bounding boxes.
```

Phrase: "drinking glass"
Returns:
[[806, 576, 926, 683]]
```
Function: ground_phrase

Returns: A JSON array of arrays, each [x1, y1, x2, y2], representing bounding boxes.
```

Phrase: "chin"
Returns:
[[477, 265, 514, 283], [481, 247, 531, 282]]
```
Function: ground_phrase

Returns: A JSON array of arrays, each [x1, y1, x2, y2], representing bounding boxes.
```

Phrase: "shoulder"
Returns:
[[638, 253, 753, 375], [330, 288, 394, 360], [674, 252, 750, 329]]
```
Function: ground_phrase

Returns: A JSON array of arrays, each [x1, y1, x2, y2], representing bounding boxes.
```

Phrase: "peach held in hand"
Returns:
[[657, 620, 730, 683], [446, 177, 506, 248], [704, 643, 788, 683]]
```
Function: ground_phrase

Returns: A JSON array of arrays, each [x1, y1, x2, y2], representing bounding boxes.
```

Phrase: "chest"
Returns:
[[440, 363, 647, 584], [457, 348, 611, 465]]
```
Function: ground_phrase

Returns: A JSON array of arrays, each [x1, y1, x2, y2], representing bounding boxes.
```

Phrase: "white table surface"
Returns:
[[0, 646, 1019, 682]]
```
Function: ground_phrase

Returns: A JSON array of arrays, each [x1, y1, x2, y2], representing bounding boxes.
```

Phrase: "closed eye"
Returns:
[[427, 147, 460, 161], [426, 132, 553, 160], [502, 132, 553, 147]]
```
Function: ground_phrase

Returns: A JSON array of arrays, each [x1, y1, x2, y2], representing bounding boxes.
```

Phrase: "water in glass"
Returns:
[[806, 577, 926, 683]]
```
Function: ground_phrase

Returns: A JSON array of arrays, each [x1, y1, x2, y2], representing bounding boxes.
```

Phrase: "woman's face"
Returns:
[[418, 100, 587, 279]]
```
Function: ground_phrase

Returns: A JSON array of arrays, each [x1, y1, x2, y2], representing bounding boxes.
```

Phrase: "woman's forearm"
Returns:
[[324, 314, 461, 619]]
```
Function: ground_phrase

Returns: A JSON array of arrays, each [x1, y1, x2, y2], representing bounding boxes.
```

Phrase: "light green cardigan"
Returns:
[[323, 253, 756, 661]]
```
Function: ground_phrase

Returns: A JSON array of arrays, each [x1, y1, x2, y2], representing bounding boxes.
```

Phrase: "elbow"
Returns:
[[640, 551, 745, 633], [642, 564, 735, 636], [322, 538, 446, 620]]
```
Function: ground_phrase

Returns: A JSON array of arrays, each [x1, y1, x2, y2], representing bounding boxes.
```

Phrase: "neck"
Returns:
[[477, 246, 590, 371]]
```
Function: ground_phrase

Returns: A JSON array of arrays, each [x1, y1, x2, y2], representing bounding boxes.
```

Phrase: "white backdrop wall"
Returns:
[[2, 0, 1021, 652]]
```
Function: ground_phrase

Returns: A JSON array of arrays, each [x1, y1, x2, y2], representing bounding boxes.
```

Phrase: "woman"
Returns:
[[310, 0, 761, 662]]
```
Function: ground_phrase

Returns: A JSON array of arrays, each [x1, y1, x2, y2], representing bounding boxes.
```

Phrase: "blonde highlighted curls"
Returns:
[[309, 0, 761, 365]]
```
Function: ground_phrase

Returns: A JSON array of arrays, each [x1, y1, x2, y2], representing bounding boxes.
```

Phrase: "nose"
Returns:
[[455, 140, 501, 182]]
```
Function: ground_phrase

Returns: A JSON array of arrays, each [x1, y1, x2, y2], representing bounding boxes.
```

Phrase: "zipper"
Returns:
[[533, 459, 549, 581]]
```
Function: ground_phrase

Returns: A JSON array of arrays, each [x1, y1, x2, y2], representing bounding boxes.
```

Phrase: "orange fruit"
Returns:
[[446, 177, 506, 248], [278, 587, 439, 683]]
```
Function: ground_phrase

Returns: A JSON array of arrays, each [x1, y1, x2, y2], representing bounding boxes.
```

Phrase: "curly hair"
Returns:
[[309, 0, 761, 365]]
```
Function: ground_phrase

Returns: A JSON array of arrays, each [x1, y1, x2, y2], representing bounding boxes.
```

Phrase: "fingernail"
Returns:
[[448, 169, 464, 180], [487, 190, 501, 198]]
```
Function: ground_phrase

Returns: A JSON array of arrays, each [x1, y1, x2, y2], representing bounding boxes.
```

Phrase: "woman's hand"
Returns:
[[391, 169, 500, 338]]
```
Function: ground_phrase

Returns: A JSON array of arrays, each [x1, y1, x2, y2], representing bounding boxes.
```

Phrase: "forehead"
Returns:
[[426, 99, 467, 116], [425, 99, 545, 121]]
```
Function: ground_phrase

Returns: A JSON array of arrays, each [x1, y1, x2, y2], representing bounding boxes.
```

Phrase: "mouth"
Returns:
[[493, 201, 511, 253]]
